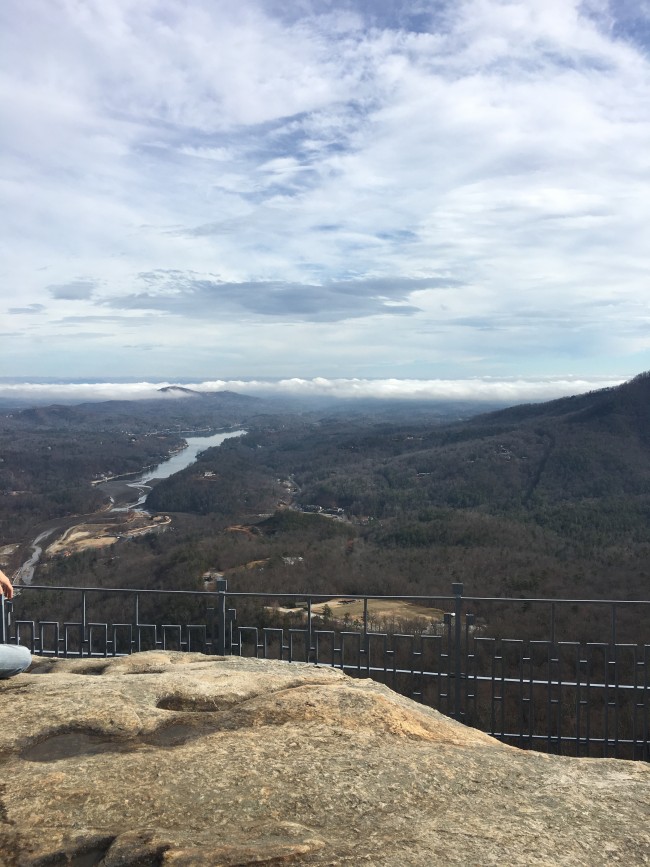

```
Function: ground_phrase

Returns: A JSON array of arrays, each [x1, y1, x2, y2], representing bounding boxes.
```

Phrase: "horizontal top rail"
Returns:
[[459, 595, 650, 606], [18, 585, 650, 606]]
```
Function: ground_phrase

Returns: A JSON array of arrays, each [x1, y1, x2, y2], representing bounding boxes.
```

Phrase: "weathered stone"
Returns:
[[0, 651, 647, 865]]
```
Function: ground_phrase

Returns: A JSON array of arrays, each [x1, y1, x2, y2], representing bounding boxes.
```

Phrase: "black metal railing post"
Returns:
[[306, 597, 313, 662], [452, 582, 464, 720], [81, 589, 87, 655], [363, 596, 369, 672], [206, 605, 214, 652], [216, 578, 227, 656], [0, 596, 9, 644]]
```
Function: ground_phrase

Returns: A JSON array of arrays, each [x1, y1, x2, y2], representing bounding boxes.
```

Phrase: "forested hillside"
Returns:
[[0, 428, 185, 539], [139, 375, 650, 600], [5, 376, 650, 605], [0, 389, 272, 537]]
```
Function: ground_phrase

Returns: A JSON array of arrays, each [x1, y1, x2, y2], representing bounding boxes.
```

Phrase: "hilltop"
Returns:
[[474, 371, 650, 429]]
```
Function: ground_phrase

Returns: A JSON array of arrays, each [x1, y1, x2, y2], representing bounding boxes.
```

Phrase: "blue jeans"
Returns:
[[0, 643, 32, 678]]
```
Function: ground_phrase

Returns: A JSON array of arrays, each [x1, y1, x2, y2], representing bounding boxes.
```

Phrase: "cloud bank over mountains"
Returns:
[[1, 0, 649, 381], [0, 376, 626, 406]]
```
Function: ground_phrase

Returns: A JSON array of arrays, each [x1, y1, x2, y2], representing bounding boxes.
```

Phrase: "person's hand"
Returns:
[[0, 570, 14, 600]]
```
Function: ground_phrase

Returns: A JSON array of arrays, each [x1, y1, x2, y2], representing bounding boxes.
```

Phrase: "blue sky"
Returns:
[[1, 0, 649, 402]]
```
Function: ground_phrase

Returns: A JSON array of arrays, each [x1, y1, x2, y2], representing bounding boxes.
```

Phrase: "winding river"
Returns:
[[109, 429, 246, 512], [14, 529, 57, 585], [16, 429, 246, 583]]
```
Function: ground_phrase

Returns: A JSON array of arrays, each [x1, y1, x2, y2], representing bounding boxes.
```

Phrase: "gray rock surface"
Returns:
[[0, 651, 648, 865]]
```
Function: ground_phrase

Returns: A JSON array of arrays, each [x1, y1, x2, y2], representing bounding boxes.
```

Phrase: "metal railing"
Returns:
[[2, 582, 648, 760]]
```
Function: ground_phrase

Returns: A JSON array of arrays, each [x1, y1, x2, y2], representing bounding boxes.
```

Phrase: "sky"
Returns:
[[1, 0, 650, 403]]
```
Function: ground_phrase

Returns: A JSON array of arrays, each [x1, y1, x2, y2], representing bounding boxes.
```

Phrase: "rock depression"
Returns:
[[0, 652, 648, 865]]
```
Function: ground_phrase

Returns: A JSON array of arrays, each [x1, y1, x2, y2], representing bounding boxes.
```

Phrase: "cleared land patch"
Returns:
[[46, 514, 170, 556], [298, 598, 445, 625]]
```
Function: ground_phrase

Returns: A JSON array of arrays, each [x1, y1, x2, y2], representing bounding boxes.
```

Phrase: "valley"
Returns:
[[1, 377, 650, 614]]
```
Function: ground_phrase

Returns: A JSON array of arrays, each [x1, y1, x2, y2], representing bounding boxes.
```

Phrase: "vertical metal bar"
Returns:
[[216, 578, 227, 655], [575, 644, 581, 757], [16, 620, 35, 654], [546, 642, 553, 754], [550, 602, 556, 645], [469, 636, 478, 722], [489, 638, 497, 735], [0, 595, 7, 643], [307, 597, 313, 662], [556, 643, 563, 755], [408, 633, 417, 701], [613, 643, 620, 758], [206, 606, 214, 653], [499, 641, 505, 737], [603, 644, 610, 758], [637, 645, 648, 761], [362, 597, 370, 672], [489, 640, 497, 735], [585, 644, 593, 757], [517, 642, 525, 750], [452, 582, 463, 720], [632, 644, 639, 760], [527, 643, 535, 750], [642, 644, 650, 762], [443, 613, 451, 713], [81, 590, 87, 656], [227, 608, 236, 654], [134, 593, 140, 654], [464, 613, 474, 721]]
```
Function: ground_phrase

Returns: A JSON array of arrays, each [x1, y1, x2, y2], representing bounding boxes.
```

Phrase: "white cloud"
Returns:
[[0, 375, 626, 406], [1, 0, 650, 381]]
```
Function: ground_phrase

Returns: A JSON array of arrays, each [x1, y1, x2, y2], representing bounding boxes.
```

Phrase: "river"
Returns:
[[109, 429, 246, 512], [14, 529, 57, 585], [16, 429, 246, 583]]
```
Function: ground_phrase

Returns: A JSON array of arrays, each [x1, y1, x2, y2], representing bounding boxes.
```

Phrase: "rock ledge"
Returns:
[[0, 651, 648, 865]]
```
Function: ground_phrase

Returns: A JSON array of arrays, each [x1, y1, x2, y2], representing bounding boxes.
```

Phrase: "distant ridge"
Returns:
[[10, 388, 262, 431], [158, 385, 203, 396], [471, 371, 650, 431], [157, 386, 261, 404]]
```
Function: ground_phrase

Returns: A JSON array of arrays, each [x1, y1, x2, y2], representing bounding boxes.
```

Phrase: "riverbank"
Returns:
[[12, 429, 246, 583], [96, 477, 159, 510]]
